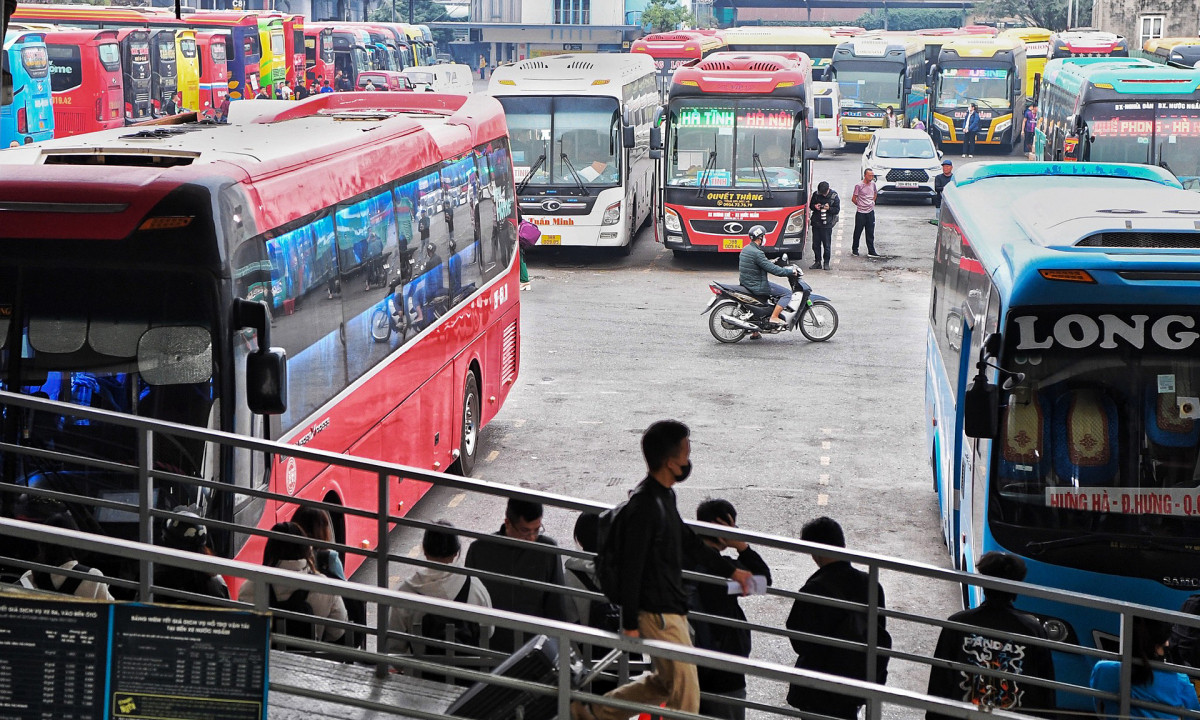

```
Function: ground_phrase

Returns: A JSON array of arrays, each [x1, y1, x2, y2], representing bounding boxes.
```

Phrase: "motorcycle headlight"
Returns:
[[601, 201, 621, 226], [995, 119, 1012, 134], [664, 208, 682, 233], [933, 117, 949, 132], [783, 209, 806, 235]]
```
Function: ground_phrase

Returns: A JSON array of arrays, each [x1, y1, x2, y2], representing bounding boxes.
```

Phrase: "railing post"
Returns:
[[1118, 611, 1135, 720], [376, 471, 391, 678], [137, 428, 154, 602], [865, 564, 882, 720], [557, 631, 572, 720]]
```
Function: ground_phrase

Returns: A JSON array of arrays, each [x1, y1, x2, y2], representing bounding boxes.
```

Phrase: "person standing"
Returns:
[[963, 103, 980, 157], [687, 498, 772, 720], [1023, 104, 1037, 157], [851, 169, 880, 258], [931, 159, 953, 225], [463, 498, 567, 654], [319, 79, 333, 94], [786, 517, 891, 720], [479, 55, 487, 80], [808, 181, 840, 270], [1091, 617, 1200, 720], [570, 420, 753, 720], [295, 81, 309, 100], [884, 105, 899, 128], [926, 552, 1056, 720]]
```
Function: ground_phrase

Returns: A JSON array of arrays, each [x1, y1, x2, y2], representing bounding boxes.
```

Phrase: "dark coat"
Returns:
[[687, 546, 772, 693], [926, 598, 1056, 720], [786, 561, 891, 718], [933, 172, 953, 208], [809, 190, 841, 229], [738, 241, 792, 296], [464, 526, 567, 653]]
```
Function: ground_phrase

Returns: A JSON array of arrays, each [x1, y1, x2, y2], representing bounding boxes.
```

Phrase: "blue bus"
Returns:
[[1, 31, 54, 147], [926, 161, 1200, 709]]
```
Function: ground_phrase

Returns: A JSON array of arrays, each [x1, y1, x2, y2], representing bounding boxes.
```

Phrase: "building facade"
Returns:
[[468, 0, 641, 63], [1092, 0, 1200, 53]]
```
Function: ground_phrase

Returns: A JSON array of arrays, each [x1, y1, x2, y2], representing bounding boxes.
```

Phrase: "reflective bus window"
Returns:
[[47, 45, 83, 93]]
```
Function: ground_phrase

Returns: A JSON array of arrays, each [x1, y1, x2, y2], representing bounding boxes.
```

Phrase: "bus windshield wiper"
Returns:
[[516, 153, 546, 195], [752, 153, 773, 199], [964, 96, 998, 112], [559, 152, 589, 195], [696, 147, 718, 198]]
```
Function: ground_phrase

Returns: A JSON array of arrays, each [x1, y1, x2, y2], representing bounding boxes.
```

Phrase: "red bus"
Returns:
[[656, 52, 820, 255], [281, 14, 305, 88], [43, 29, 124, 137], [184, 13, 263, 101], [0, 93, 521, 578], [304, 24, 335, 90], [195, 31, 229, 119], [630, 30, 724, 97]]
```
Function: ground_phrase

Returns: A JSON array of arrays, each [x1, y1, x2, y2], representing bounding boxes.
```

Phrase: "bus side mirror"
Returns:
[[963, 379, 999, 439], [623, 124, 636, 149], [804, 127, 820, 151], [650, 125, 662, 159], [234, 298, 288, 415]]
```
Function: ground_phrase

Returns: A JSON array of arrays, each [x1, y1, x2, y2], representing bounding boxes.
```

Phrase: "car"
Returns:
[[355, 71, 414, 92], [860, 128, 943, 203]]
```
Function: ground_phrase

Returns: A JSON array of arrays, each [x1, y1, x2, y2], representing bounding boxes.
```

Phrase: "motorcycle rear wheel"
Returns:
[[799, 301, 838, 342], [709, 301, 748, 343]]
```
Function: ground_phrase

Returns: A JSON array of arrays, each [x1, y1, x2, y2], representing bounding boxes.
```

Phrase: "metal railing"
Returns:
[[4, 390, 1200, 720]]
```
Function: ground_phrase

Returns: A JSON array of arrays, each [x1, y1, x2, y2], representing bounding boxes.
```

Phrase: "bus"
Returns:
[[257, 16, 285, 97], [657, 51, 820, 255], [630, 31, 725, 97], [829, 36, 927, 142], [1, 30, 53, 146], [926, 161, 1200, 709], [721, 26, 841, 79], [115, 28, 152, 121], [487, 53, 657, 253], [175, 29, 199, 114], [149, 28, 178, 114], [1143, 37, 1200, 69], [185, 13, 262, 101], [195, 30, 228, 119], [1000, 27, 1052, 98], [303, 24, 335, 90], [279, 14, 305, 88], [309, 23, 372, 89], [928, 36, 1026, 153], [1034, 57, 1200, 188], [1049, 29, 1128, 59], [42, 29, 123, 138], [0, 92, 521, 578]]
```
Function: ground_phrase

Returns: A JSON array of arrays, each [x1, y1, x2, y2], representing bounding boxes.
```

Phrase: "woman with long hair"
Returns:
[[1091, 616, 1200, 719], [239, 522, 347, 644]]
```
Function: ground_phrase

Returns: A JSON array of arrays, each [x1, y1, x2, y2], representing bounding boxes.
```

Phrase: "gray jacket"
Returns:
[[739, 241, 793, 296]]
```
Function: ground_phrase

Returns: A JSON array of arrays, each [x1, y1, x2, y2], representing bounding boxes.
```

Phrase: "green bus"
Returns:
[[257, 16, 285, 97]]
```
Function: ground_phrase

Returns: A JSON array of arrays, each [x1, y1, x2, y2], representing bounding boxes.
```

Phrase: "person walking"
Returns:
[[963, 103, 980, 157], [570, 420, 753, 720], [1092, 617, 1200, 720], [808, 181, 840, 270], [786, 517, 891, 720], [926, 552, 1056, 720], [687, 498, 772, 720], [931, 159, 953, 225], [851, 169, 880, 258]]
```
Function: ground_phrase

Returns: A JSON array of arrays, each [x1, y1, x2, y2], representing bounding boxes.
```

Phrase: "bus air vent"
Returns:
[[517, 60, 548, 69], [698, 59, 732, 71], [43, 152, 195, 167], [566, 61, 594, 70], [748, 61, 785, 72], [119, 126, 205, 140], [1076, 232, 1200, 249]]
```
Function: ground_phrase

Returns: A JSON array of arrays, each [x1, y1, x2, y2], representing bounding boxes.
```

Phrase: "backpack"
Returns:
[[418, 577, 481, 651], [569, 568, 622, 633], [594, 491, 665, 606], [268, 585, 316, 642], [32, 563, 92, 596]]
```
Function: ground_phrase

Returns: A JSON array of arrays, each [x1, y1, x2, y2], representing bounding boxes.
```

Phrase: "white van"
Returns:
[[399, 64, 474, 94], [812, 81, 844, 154]]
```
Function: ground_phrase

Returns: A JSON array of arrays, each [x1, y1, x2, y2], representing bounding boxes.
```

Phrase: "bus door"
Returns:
[[150, 29, 178, 116], [176, 31, 200, 114]]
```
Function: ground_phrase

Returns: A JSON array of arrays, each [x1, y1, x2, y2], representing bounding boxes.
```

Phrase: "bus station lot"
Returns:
[[372, 143, 1024, 715]]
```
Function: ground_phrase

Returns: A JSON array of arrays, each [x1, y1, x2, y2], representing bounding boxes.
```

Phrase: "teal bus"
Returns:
[[927, 161, 1200, 709]]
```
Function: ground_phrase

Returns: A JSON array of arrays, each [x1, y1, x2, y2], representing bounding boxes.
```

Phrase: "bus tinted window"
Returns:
[[815, 96, 834, 119], [47, 45, 83, 92], [180, 38, 197, 59], [211, 41, 227, 63], [21, 45, 49, 78], [99, 42, 121, 71]]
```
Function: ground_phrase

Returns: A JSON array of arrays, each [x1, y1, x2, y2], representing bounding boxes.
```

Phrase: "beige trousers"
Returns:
[[591, 612, 699, 720]]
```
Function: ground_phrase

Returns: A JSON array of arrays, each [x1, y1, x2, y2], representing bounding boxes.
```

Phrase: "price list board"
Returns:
[[0, 594, 268, 720]]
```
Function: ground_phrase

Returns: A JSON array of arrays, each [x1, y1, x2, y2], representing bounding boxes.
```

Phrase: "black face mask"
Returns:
[[674, 462, 692, 483]]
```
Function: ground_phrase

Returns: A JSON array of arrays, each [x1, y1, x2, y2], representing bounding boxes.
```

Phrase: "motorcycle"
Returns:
[[703, 254, 839, 344]]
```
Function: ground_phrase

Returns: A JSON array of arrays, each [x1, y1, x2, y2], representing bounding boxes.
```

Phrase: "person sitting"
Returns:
[[154, 506, 230, 605], [239, 522, 347, 644], [738, 224, 797, 330], [1092, 616, 1200, 720], [291, 506, 344, 580], [19, 512, 115, 601]]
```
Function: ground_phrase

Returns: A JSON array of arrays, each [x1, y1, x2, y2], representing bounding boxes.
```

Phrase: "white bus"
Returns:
[[487, 53, 658, 253]]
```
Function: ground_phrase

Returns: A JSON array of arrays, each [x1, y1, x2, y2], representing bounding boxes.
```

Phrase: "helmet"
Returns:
[[748, 225, 767, 243]]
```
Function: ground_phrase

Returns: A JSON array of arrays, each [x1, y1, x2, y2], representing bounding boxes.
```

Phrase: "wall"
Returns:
[[1093, 0, 1200, 51]]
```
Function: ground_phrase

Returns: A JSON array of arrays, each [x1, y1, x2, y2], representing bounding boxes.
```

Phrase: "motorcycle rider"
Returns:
[[739, 225, 799, 330]]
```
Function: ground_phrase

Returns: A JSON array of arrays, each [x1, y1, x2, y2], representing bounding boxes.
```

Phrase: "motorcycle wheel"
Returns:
[[708, 301, 748, 344], [799, 301, 839, 342], [369, 308, 392, 343]]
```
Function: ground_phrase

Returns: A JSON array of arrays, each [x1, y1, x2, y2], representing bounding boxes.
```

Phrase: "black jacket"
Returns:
[[687, 546, 772, 693], [926, 598, 1056, 720], [738, 242, 792, 297], [933, 172, 953, 208], [464, 526, 567, 653], [809, 190, 841, 228], [617, 477, 736, 631], [786, 561, 891, 717]]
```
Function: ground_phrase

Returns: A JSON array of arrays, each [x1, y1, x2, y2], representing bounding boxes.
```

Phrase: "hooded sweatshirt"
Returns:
[[388, 565, 493, 654], [239, 559, 348, 643]]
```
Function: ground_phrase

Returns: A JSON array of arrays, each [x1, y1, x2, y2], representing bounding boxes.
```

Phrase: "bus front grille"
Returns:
[[1077, 232, 1200, 249]]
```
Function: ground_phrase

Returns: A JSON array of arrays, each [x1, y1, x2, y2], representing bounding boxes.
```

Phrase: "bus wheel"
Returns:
[[456, 370, 480, 476]]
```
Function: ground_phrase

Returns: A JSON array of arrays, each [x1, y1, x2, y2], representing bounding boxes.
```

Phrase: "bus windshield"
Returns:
[[1083, 101, 1200, 186], [158, 39, 176, 62], [21, 45, 49, 78], [99, 43, 121, 71], [832, 64, 903, 108], [130, 42, 151, 79], [666, 99, 802, 189], [180, 39, 197, 59], [270, 31, 285, 57], [211, 40, 227, 63], [498, 95, 621, 188], [936, 67, 1010, 108]]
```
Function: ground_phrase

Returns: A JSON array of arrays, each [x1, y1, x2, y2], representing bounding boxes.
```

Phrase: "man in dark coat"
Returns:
[[464, 498, 567, 654], [926, 552, 1056, 720], [808, 181, 840, 270], [786, 517, 891, 719]]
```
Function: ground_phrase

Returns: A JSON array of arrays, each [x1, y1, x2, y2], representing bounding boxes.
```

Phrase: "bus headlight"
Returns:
[[1043, 619, 1069, 642], [601, 201, 622, 226], [783, 209, 806, 235], [932, 117, 949, 132], [995, 119, 1012, 134], [665, 208, 682, 233]]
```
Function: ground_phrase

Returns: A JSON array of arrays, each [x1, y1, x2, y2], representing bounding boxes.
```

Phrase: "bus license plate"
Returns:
[[541, 235, 561, 245], [897, 181, 918, 189], [722, 238, 744, 251]]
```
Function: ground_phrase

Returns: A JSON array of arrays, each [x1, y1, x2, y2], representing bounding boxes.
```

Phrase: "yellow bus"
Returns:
[[929, 36, 1026, 152], [722, 26, 842, 77], [257, 16, 285, 97], [1142, 37, 1200, 68], [829, 35, 926, 142], [174, 29, 200, 112], [1000, 27, 1051, 98]]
